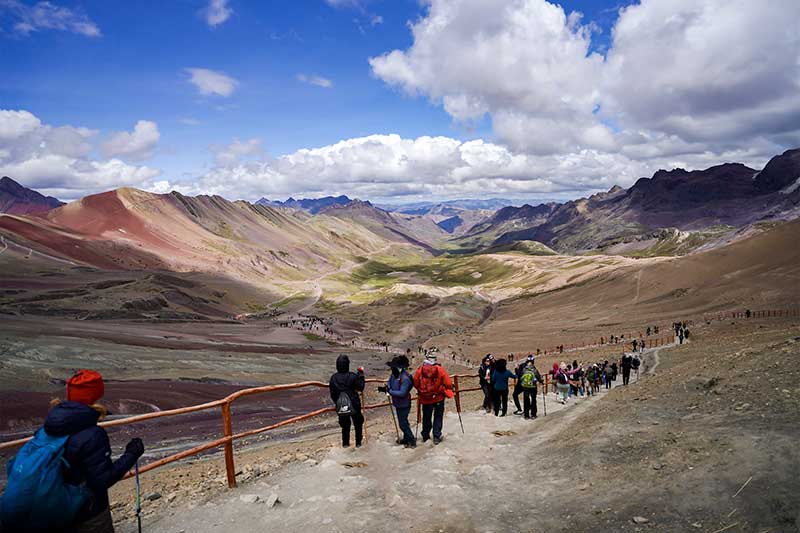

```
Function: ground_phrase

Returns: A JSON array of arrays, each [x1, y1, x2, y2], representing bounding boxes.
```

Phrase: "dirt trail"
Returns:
[[120, 349, 657, 533]]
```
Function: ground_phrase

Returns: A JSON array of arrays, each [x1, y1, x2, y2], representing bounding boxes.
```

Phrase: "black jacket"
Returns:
[[43, 401, 138, 520], [478, 362, 494, 386], [329, 355, 365, 412]]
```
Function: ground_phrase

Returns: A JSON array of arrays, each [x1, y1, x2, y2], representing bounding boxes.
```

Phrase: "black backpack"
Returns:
[[336, 392, 353, 415]]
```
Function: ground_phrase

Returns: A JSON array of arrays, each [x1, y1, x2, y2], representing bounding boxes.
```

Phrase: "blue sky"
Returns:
[[1, 0, 798, 202]]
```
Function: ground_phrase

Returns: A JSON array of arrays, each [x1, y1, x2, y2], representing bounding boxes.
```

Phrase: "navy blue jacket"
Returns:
[[386, 370, 413, 409], [43, 402, 138, 520]]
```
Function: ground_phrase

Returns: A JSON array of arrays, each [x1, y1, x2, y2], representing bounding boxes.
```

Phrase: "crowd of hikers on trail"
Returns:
[[479, 352, 641, 409]]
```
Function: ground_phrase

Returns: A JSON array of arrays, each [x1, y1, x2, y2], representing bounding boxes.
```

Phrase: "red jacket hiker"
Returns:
[[413, 361, 454, 405]]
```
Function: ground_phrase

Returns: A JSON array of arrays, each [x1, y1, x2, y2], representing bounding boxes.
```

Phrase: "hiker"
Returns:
[[512, 358, 528, 415], [329, 354, 365, 448], [745, 309, 751, 318], [603, 361, 613, 389], [632, 339, 638, 352], [549, 362, 559, 394], [378, 355, 416, 448], [413, 351, 454, 444], [555, 363, 570, 404], [678, 328, 685, 344], [1, 370, 144, 533], [621, 354, 632, 386], [632, 354, 641, 379], [518, 356, 543, 418], [478, 354, 495, 413], [611, 361, 618, 381], [491, 358, 516, 417]]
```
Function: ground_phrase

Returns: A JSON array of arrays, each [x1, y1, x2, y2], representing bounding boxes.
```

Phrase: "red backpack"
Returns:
[[418, 365, 441, 400]]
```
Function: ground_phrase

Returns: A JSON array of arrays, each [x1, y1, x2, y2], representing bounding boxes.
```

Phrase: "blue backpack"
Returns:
[[1, 428, 88, 530]]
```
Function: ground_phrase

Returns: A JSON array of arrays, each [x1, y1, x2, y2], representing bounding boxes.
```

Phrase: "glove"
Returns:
[[377, 386, 388, 393], [357, 367, 365, 374], [125, 437, 145, 459]]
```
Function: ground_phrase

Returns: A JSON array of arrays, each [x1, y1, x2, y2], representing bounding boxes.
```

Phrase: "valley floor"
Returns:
[[113, 318, 800, 532]]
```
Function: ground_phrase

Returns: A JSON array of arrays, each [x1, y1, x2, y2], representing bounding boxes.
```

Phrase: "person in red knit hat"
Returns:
[[47, 370, 144, 532]]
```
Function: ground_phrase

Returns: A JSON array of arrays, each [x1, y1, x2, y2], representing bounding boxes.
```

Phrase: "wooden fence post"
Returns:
[[361, 391, 368, 443], [221, 401, 236, 488]]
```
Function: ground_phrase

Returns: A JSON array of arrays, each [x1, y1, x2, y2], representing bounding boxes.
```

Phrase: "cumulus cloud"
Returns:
[[101, 120, 160, 161], [370, 0, 800, 159], [0, 0, 101, 37], [185, 67, 238, 97], [204, 0, 231, 28], [0, 109, 160, 199], [185, 133, 771, 203], [297, 74, 334, 88]]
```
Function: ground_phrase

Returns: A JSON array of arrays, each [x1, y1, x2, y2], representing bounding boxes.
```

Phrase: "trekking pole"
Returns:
[[135, 460, 142, 533], [542, 386, 547, 416], [386, 392, 401, 442]]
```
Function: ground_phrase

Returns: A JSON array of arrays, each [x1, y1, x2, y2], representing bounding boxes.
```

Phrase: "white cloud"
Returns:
[[185, 133, 773, 203], [204, 0, 231, 28], [101, 120, 160, 161], [211, 137, 263, 167], [370, 14, 383, 26], [0, 109, 160, 200], [179, 117, 201, 126], [185, 68, 239, 97], [370, 0, 800, 159], [297, 74, 334, 89], [1, 0, 100, 37]]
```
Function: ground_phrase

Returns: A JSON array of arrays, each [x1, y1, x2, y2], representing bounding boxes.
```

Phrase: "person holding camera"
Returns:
[[378, 355, 415, 448]]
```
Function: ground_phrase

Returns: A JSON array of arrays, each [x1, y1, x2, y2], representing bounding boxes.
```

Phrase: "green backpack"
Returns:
[[520, 367, 537, 389]]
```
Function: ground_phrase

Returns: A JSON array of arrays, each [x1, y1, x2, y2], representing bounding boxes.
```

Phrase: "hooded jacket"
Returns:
[[329, 355, 365, 412], [43, 401, 138, 520]]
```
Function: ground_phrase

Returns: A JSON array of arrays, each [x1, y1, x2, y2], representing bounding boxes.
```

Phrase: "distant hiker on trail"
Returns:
[[1, 370, 145, 533], [414, 351, 454, 445], [632, 355, 641, 379], [549, 362, 559, 394], [746, 309, 752, 318], [678, 328, 685, 344], [512, 358, 527, 415], [621, 354, 632, 386], [491, 358, 516, 417], [518, 355, 543, 418], [632, 339, 638, 352], [555, 363, 570, 404], [479, 354, 495, 413], [329, 354, 365, 448], [603, 361, 612, 389], [378, 355, 415, 448]]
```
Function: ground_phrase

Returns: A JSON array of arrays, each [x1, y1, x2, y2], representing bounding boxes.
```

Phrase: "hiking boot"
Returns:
[[422, 437, 430, 443], [355, 443, 362, 448], [404, 442, 417, 449], [433, 437, 442, 445], [523, 415, 530, 420], [513, 410, 523, 415], [395, 438, 405, 445]]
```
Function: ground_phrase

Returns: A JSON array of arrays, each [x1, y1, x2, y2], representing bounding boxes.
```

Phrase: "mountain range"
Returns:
[[0, 177, 64, 215]]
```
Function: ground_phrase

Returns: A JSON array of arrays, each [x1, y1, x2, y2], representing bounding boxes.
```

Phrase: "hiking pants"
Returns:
[[512, 381, 523, 411], [557, 383, 569, 403], [604, 374, 611, 389], [481, 382, 492, 411], [395, 405, 415, 445], [622, 368, 631, 386], [421, 400, 445, 440], [522, 388, 537, 417], [338, 411, 364, 447], [492, 389, 509, 416]]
